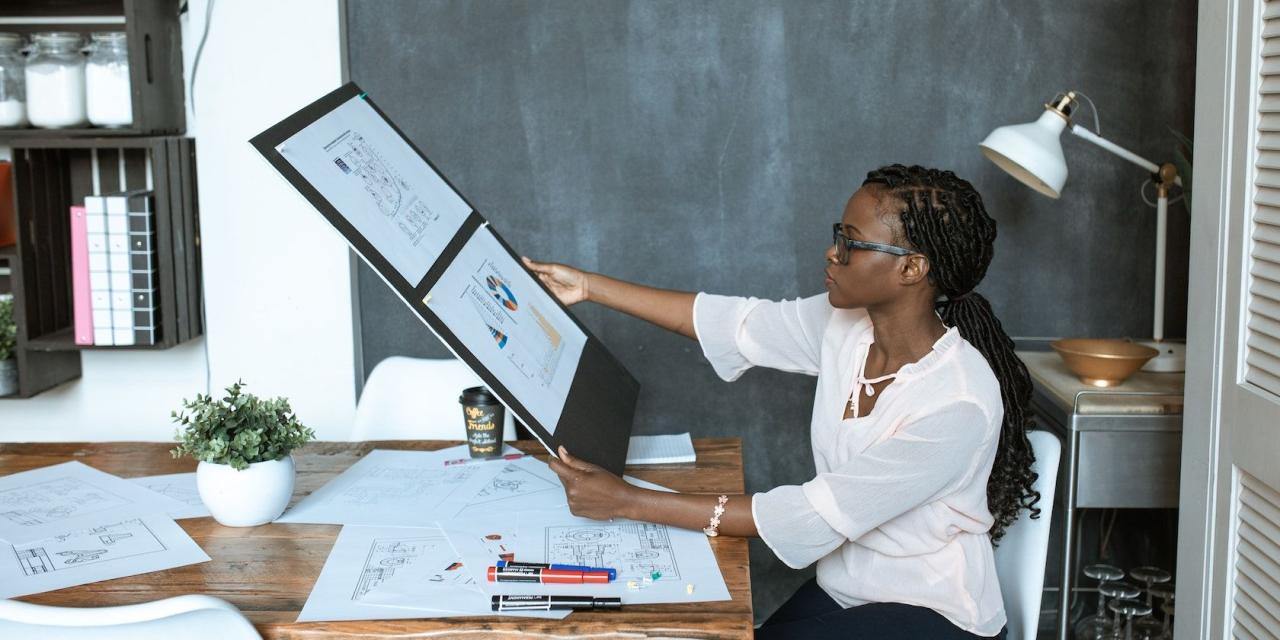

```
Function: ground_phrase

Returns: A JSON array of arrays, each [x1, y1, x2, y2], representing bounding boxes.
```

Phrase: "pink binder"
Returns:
[[70, 205, 93, 345]]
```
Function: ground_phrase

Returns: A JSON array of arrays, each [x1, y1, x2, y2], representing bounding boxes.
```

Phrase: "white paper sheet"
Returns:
[[277, 95, 472, 283], [276, 447, 519, 526], [0, 461, 192, 544], [506, 511, 732, 606], [625, 433, 697, 465], [0, 513, 210, 598], [297, 524, 566, 621], [438, 456, 567, 520], [426, 226, 586, 432], [129, 473, 210, 520]]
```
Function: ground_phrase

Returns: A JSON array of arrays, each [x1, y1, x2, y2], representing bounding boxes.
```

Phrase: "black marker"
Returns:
[[490, 595, 622, 611]]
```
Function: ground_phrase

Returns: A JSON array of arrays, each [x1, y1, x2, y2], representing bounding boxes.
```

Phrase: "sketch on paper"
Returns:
[[332, 132, 441, 246], [0, 478, 130, 527], [545, 522, 679, 581], [352, 533, 473, 602], [14, 518, 168, 577], [442, 457, 566, 520], [338, 464, 478, 507], [277, 95, 472, 283]]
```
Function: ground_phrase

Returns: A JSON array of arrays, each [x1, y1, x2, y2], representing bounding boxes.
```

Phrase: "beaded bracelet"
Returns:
[[703, 495, 729, 537]]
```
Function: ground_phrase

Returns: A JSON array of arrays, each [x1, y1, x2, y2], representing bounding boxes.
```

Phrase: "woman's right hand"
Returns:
[[522, 256, 590, 306]]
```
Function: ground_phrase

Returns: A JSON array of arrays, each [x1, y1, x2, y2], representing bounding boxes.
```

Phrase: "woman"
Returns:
[[525, 164, 1037, 639]]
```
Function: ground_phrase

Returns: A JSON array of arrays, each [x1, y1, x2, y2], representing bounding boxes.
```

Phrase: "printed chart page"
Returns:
[[129, 473, 210, 520], [297, 524, 565, 621], [0, 514, 210, 598], [277, 95, 471, 283], [0, 461, 191, 544], [428, 226, 587, 431]]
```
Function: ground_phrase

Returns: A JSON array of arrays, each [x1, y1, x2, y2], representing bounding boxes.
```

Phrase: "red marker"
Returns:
[[487, 565, 611, 584], [444, 453, 525, 466]]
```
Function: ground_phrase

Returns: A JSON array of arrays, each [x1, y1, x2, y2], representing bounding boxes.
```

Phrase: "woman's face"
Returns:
[[824, 186, 915, 309]]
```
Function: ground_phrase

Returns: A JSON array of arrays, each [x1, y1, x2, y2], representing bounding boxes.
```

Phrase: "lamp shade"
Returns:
[[979, 110, 1069, 198]]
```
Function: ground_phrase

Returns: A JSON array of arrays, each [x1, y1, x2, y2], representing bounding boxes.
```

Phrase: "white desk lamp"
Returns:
[[979, 91, 1185, 373]]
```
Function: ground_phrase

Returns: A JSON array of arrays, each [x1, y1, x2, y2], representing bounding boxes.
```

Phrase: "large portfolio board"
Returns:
[[251, 83, 638, 475]]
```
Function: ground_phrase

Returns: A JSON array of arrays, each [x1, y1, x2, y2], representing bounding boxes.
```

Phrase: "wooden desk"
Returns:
[[0, 438, 752, 639]]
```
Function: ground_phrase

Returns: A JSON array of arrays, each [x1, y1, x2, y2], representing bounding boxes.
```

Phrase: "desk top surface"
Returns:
[[1017, 350, 1185, 419], [0, 439, 752, 639]]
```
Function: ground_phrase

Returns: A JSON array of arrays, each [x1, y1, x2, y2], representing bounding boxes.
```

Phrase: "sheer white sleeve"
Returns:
[[691, 292, 833, 381], [752, 485, 845, 569]]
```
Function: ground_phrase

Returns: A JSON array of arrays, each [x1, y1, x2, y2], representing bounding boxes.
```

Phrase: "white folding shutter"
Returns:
[[1233, 4, 1280, 637], [1250, 1, 1280, 397]]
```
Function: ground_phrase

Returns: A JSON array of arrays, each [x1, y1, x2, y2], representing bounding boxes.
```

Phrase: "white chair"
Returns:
[[994, 430, 1063, 640], [0, 594, 260, 639], [352, 356, 516, 442]]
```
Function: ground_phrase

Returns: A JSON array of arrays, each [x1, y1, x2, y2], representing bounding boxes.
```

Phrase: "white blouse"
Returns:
[[693, 292, 1007, 636]]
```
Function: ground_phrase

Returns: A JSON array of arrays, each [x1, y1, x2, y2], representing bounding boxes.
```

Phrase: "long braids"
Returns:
[[863, 164, 1039, 543]]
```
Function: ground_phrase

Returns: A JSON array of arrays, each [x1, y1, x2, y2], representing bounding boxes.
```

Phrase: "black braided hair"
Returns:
[[862, 163, 1039, 543]]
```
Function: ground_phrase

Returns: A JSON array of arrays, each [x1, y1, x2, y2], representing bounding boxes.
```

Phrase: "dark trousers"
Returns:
[[756, 578, 1008, 640]]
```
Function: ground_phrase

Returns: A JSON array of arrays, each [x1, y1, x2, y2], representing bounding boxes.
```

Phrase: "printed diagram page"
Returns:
[[0, 461, 191, 544], [297, 525, 565, 621], [504, 505, 730, 605], [277, 95, 471, 283], [275, 449, 487, 526], [0, 514, 210, 598], [428, 226, 587, 431], [438, 456, 567, 520], [129, 473, 210, 520]]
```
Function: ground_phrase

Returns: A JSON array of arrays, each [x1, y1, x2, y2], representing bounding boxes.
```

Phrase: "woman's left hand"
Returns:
[[549, 445, 635, 521]]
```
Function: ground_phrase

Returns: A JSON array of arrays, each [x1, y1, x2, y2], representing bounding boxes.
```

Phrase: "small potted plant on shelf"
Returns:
[[171, 380, 315, 527], [0, 295, 16, 397]]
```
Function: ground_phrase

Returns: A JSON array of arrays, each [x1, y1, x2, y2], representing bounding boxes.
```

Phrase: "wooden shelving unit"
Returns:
[[0, 1, 199, 399]]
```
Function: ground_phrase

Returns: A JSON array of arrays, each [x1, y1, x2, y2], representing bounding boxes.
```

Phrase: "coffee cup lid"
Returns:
[[459, 386, 499, 405]]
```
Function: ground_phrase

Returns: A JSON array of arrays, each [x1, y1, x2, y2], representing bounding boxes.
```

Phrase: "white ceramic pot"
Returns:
[[196, 455, 295, 527]]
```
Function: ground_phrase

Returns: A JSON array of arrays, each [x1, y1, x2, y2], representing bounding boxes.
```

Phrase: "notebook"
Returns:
[[625, 433, 696, 465]]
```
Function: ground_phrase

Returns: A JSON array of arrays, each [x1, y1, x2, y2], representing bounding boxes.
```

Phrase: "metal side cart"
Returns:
[[1015, 349, 1184, 640]]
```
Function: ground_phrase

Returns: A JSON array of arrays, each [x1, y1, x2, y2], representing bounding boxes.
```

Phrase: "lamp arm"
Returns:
[[1068, 124, 1183, 187]]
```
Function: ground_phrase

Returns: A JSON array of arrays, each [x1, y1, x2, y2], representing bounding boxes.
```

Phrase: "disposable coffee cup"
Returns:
[[460, 386, 504, 458]]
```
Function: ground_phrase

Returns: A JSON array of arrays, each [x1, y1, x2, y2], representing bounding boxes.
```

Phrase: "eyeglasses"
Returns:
[[831, 223, 917, 264]]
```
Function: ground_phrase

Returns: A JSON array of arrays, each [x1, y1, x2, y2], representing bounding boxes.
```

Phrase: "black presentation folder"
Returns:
[[249, 83, 638, 475]]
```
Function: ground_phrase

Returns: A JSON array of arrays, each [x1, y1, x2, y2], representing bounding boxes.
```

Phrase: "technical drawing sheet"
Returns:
[[129, 472, 210, 520], [275, 447, 520, 526], [277, 95, 472, 283], [437, 455, 567, 520], [297, 524, 565, 621], [0, 461, 191, 544], [0, 514, 210, 598], [427, 226, 586, 431]]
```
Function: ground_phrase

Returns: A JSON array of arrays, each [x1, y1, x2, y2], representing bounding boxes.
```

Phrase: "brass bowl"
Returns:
[[1050, 338, 1159, 387]]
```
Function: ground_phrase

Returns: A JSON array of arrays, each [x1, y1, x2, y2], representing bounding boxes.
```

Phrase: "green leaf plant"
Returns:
[[0, 296, 16, 363], [171, 380, 315, 471]]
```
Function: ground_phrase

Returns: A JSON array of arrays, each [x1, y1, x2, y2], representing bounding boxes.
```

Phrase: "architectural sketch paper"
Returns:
[[277, 95, 471, 283], [297, 524, 564, 621], [276, 449, 511, 526], [0, 514, 210, 598], [129, 473, 210, 520], [438, 455, 567, 519], [0, 461, 192, 544], [507, 511, 731, 605], [427, 226, 586, 431]]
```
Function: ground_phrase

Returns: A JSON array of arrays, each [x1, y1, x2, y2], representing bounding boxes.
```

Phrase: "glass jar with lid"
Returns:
[[24, 31, 87, 128], [85, 31, 131, 127], [0, 33, 26, 128]]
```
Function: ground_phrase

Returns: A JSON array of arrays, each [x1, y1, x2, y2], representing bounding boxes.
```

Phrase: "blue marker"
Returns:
[[497, 560, 616, 581]]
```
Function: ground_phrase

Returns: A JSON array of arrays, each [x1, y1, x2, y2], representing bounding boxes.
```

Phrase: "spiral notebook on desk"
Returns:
[[626, 433, 696, 465]]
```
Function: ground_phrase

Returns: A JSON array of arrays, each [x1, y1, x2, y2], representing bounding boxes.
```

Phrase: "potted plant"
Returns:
[[0, 295, 16, 397], [171, 380, 315, 527]]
